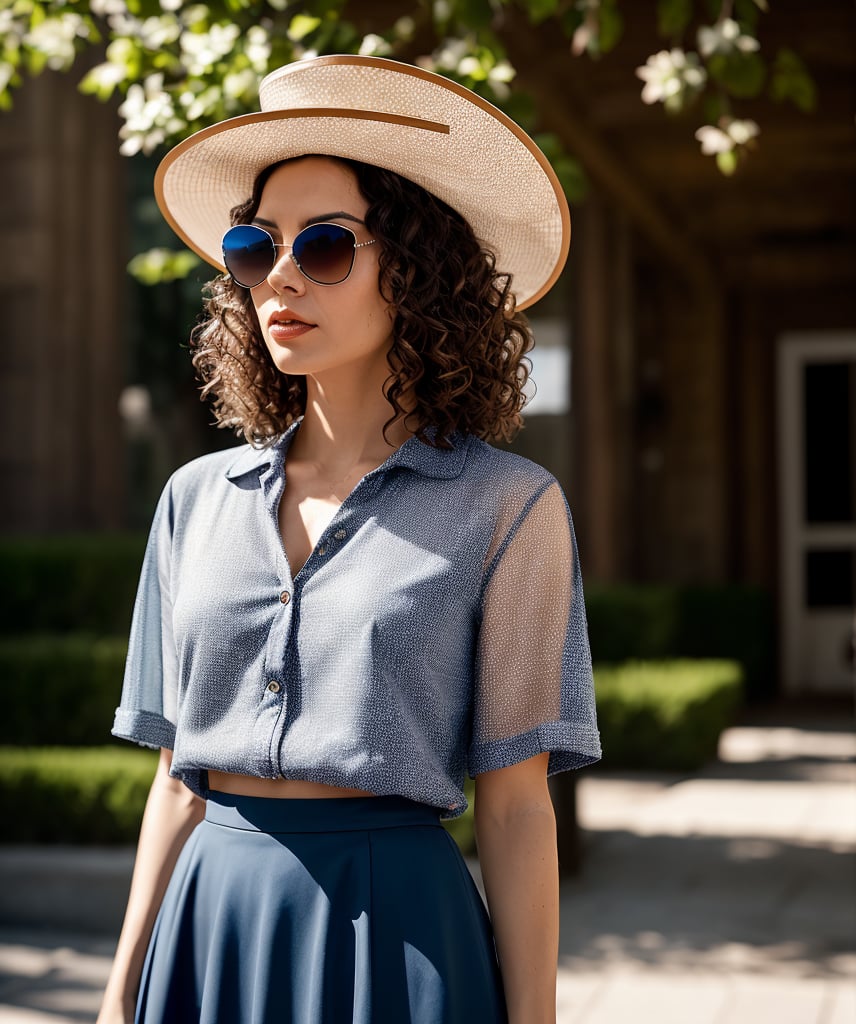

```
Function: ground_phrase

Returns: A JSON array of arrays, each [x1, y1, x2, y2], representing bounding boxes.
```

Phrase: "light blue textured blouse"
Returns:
[[112, 421, 601, 817]]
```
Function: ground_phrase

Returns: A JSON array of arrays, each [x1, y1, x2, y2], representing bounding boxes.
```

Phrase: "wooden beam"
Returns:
[[496, 12, 719, 295]]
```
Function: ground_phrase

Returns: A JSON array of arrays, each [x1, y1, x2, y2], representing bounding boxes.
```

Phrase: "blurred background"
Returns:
[[0, 1, 854, 1021]]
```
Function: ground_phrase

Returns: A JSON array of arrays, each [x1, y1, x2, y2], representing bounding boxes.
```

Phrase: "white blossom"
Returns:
[[697, 18, 760, 59], [431, 37, 472, 72], [489, 60, 515, 84], [180, 22, 241, 76], [90, 0, 129, 17], [358, 34, 391, 57], [695, 124, 732, 154], [83, 60, 125, 91], [244, 26, 271, 72], [104, 11, 142, 37], [182, 85, 219, 120], [222, 69, 257, 101], [137, 16, 181, 50], [636, 48, 706, 109], [695, 117, 759, 155], [727, 118, 759, 145], [118, 73, 184, 155], [457, 56, 482, 78], [0, 9, 25, 44], [24, 13, 91, 70]]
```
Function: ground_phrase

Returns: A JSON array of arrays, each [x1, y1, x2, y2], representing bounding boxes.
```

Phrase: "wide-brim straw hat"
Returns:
[[155, 54, 570, 310]]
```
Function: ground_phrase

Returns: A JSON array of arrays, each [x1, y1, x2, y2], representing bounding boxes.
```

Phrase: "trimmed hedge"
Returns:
[[1, 535, 773, 697], [585, 583, 773, 699], [0, 534, 145, 636], [0, 660, 742, 845], [2, 634, 128, 746], [0, 746, 157, 844], [0, 745, 478, 852], [594, 659, 743, 770]]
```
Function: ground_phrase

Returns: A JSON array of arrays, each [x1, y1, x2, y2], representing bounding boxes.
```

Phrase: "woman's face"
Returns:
[[249, 156, 393, 383]]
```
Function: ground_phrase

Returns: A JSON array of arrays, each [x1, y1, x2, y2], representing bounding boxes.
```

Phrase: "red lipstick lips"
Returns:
[[267, 309, 315, 341]]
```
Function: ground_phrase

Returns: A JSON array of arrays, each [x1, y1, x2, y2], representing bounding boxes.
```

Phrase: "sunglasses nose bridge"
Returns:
[[267, 243, 306, 292]]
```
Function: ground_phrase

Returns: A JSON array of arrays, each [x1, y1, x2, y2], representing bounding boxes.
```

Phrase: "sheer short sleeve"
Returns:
[[111, 481, 178, 750], [467, 478, 601, 777]]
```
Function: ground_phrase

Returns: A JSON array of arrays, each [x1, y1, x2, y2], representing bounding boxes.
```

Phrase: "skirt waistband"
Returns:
[[204, 790, 441, 833]]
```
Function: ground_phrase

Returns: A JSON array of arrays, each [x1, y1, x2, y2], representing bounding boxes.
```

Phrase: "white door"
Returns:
[[778, 332, 856, 696]]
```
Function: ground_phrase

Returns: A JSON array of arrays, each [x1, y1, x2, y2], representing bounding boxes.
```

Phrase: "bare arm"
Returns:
[[475, 752, 559, 1024], [97, 748, 206, 1024]]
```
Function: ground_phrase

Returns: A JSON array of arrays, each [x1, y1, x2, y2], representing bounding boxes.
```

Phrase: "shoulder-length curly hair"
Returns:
[[190, 156, 534, 447]]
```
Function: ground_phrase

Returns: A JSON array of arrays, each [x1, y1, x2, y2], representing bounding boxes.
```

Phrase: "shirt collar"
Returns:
[[224, 420, 469, 483]]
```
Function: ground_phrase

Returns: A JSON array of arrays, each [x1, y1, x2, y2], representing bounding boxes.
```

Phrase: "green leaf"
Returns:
[[598, 2, 624, 54], [533, 132, 588, 202], [449, 0, 497, 31], [524, 0, 560, 25], [79, 64, 121, 101], [769, 47, 817, 113], [287, 12, 322, 41], [734, 0, 763, 30], [28, 2, 45, 29], [127, 247, 202, 286], [25, 48, 47, 76], [656, 0, 693, 39], [559, 7, 583, 39], [552, 153, 588, 203], [707, 51, 766, 98], [703, 92, 729, 124], [716, 149, 737, 175]]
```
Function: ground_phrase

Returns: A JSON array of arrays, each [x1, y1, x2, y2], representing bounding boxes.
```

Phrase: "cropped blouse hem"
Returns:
[[467, 721, 602, 778], [112, 708, 176, 752]]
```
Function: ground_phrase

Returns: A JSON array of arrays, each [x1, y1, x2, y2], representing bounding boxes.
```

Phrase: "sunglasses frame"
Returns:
[[221, 222, 377, 289]]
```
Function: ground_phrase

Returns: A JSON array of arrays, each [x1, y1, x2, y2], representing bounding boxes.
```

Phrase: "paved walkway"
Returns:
[[1, 704, 854, 1023]]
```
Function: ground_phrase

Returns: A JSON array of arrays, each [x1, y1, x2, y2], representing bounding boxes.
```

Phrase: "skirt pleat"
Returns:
[[135, 792, 507, 1024]]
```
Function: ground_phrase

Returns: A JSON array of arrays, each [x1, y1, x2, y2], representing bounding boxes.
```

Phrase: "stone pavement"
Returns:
[[1, 704, 854, 1023]]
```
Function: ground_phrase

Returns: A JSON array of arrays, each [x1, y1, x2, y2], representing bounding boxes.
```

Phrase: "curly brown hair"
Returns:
[[190, 156, 534, 447]]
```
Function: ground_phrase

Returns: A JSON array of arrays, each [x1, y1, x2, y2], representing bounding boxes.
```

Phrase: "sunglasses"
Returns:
[[221, 222, 377, 289]]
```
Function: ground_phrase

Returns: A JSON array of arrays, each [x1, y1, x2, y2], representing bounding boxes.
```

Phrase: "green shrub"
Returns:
[[1, 634, 128, 745], [0, 660, 740, 845], [0, 534, 145, 636], [443, 777, 476, 856], [0, 745, 479, 852], [585, 584, 773, 699], [594, 659, 744, 770], [0, 746, 157, 844]]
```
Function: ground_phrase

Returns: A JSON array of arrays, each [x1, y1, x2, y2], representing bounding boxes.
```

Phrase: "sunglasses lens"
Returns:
[[222, 225, 275, 287], [293, 223, 356, 284]]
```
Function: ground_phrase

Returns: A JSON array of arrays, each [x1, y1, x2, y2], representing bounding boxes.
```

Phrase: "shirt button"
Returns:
[[267, 680, 281, 693], [317, 545, 326, 556], [334, 529, 346, 540], [279, 590, 291, 605]]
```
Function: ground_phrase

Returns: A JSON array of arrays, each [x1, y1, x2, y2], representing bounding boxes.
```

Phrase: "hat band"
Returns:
[[246, 107, 449, 134]]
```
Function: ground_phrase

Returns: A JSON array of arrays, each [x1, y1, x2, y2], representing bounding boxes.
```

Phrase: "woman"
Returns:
[[99, 55, 601, 1024]]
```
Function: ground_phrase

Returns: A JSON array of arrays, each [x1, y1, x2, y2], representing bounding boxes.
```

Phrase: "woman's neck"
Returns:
[[291, 370, 413, 475]]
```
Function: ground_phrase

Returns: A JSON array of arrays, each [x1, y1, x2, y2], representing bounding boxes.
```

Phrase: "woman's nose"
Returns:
[[267, 248, 306, 295]]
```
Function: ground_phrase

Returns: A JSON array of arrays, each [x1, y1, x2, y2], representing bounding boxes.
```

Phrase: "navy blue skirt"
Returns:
[[135, 792, 507, 1023]]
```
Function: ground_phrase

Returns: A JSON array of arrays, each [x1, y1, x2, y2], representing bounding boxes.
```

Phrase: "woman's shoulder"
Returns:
[[462, 435, 562, 497], [160, 442, 272, 502]]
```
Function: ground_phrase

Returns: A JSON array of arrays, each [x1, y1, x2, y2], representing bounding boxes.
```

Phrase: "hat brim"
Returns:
[[154, 55, 570, 310]]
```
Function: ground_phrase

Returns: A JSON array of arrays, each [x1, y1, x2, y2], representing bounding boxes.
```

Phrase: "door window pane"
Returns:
[[805, 549, 855, 609], [803, 362, 854, 524]]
